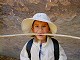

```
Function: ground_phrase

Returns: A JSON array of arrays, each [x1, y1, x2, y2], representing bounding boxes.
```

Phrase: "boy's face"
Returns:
[[32, 20, 50, 41]]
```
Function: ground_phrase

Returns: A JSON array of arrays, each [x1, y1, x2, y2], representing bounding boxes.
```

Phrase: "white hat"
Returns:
[[21, 13, 57, 34]]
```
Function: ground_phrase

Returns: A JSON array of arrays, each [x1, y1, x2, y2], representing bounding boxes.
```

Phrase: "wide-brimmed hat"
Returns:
[[21, 13, 57, 34]]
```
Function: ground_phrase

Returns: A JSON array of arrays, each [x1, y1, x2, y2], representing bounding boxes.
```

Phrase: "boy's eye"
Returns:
[[42, 26, 46, 27], [35, 26, 39, 27]]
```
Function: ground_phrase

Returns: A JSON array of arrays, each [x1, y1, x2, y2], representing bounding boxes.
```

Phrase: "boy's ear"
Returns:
[[49, 27, 51, 33], [48, 30, 52, 33]]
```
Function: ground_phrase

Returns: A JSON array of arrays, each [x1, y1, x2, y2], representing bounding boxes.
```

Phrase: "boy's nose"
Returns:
[[38, 27, 43, 33]]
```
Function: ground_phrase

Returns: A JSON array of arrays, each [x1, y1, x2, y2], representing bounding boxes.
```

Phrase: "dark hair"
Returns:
[[32, 20, 36, 27]]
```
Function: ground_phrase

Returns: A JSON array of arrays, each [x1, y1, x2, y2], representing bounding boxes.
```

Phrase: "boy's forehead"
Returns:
[[34, 20, 48, 24]]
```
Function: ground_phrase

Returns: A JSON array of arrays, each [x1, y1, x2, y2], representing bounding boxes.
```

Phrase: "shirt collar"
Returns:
[[33, 37, 51, 47]]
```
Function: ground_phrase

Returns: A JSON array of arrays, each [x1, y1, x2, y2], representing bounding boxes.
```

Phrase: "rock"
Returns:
[[0, 0, 80, 60], [59, 0, 71, 6], [0, 55, 18, 60], [27, 0, 40, 4], [6, 0, 14, 6], [45, 2, 58, 11]]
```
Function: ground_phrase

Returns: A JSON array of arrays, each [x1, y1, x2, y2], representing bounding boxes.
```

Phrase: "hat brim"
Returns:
[[21, 18, 57, 35]]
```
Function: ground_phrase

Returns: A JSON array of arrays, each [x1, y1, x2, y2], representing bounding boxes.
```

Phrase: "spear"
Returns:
[[0, 33, 80, 39]]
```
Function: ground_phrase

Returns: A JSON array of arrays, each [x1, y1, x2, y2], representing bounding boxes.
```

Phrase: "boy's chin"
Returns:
[[35, 35, 46, 40]]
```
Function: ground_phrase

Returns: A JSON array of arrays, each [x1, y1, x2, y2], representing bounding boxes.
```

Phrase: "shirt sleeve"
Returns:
[[59, 44, 67, 60], [20, 43, 30, 60]]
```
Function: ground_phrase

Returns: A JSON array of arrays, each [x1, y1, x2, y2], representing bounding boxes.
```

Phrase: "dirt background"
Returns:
[[0, 0, 80, 60]]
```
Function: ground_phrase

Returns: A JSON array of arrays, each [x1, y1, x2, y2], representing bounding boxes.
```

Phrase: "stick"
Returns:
[[0, 33, 80, 39]]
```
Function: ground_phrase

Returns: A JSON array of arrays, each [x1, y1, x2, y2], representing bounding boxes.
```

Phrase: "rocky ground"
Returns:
[[0, 55, 18, 60]]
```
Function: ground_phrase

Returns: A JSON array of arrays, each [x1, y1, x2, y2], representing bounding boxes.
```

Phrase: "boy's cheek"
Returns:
[[32, 28, 50, 33], [32, 28, 37, 32], [32, 28, 37, 33]]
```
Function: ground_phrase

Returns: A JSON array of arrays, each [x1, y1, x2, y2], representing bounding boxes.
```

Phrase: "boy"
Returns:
[[20, 13, 67, 60]]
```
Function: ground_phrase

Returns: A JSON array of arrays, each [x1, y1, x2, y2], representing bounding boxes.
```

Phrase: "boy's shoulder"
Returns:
[[27, 38, 58, 44], [51, 38, 59, 44]]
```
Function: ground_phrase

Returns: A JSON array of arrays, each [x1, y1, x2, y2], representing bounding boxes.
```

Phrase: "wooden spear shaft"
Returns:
[[0, 33, 80, 39]]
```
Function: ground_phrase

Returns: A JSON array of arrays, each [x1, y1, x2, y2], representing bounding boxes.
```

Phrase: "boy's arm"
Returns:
[[59, 44, 67, 60], [20, 43, 30, 60]]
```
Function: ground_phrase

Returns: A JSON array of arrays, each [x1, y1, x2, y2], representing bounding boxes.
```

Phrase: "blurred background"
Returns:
[[0, 0, 80, 60]]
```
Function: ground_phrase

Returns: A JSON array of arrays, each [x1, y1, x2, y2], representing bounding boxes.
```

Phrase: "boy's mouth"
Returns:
[[37, 33, 44, 36], [38, 35, 43, 36]]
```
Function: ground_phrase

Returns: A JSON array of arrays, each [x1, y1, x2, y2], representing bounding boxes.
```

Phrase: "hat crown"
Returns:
[[33, 13, 50, 22]]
